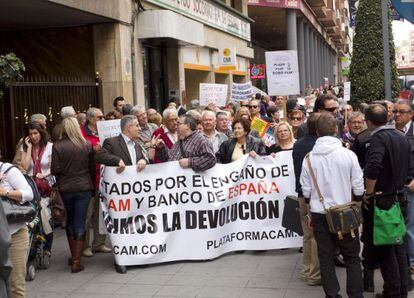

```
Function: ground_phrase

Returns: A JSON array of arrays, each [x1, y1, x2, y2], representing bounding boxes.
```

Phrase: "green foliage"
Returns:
[[0, 53, 25, 99], [349, 0, 399, 105]]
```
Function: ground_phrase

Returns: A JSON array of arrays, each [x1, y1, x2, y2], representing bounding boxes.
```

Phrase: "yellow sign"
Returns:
[[219, 47, 237, 71]]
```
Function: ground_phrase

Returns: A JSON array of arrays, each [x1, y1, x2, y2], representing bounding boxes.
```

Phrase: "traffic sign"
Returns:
[[391, 0, 414, 24]]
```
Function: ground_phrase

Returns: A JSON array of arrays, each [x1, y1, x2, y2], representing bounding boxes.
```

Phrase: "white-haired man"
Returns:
[[131, 105, 158, 148], [201, 110, 227, 153], [152, 109, 178, 163]]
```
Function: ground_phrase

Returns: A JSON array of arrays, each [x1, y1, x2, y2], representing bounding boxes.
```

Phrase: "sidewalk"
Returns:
[[26, 229, 412, 298]]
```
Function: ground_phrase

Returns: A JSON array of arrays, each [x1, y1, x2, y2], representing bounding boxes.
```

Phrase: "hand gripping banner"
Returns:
[[99, 152, 302, 266]]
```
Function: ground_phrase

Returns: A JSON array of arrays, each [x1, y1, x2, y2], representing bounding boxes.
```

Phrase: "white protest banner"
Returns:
[[99, 152, 301, 266], [97, 119, 121, 145], [199, 83, 228, 107], [231, 81, 253, 103], [344, 81, 351, 102], [265, 50, 300, 96]]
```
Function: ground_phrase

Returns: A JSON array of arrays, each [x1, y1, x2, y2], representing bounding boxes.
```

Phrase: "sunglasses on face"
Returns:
[[240, 104, 249, 107], [249, 105, 259, 109], [322, 107, 337, 112], [97, 116, 105, 120], [290, 117, 303, 121], [393, 110, 411, 114]]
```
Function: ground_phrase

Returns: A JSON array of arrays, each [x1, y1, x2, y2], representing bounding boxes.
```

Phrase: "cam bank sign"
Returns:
[[145, 0, 251, 41]]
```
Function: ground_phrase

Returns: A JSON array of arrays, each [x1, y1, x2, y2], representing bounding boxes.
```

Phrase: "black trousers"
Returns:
[[311, 212, 363, 298], [361, 198, 408, 298]]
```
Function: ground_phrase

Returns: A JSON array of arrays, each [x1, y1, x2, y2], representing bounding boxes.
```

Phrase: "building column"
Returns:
[[313, 33, 318, 87], [309, 30, 315, 87], [297, 17, 306, 94], [93, 23, 134, 112], [304, 23, 311, 89], [286, 9, 297, 50]]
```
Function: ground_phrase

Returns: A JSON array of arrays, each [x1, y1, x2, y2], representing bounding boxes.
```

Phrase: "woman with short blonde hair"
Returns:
[[51, 117, 94, 273], [266, 121, 295, 154]]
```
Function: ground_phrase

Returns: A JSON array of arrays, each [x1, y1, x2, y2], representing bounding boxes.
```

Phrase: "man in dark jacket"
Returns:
[[95, 115, 149, 274], [0, 203, 11, 298], [364, 104, 411, 297], [292, 113, 321, 285]]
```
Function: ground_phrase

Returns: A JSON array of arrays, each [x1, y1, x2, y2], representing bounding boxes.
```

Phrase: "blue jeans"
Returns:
[[60, 191, 91, 235], [406, 190, 414, 266]]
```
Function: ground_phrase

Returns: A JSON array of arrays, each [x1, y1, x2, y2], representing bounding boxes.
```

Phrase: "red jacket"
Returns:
[[81, 123, 100, 190]]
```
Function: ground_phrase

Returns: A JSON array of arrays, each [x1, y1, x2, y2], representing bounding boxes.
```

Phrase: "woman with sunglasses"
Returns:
[[267, 121, 295, 155], [288, 110, 305, 139]]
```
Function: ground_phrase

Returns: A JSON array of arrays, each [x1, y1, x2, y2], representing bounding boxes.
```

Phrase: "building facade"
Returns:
[[247, 0, 351, 94]]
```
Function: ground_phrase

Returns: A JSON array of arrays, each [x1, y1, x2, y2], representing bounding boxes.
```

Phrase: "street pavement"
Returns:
[[26, 228, 414, 298]]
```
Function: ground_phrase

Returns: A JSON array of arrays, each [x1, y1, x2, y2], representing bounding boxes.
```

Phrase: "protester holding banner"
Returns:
[[292, 113, 321, 286], [216, 118, 266, 164], [266, 121, 295, 154], [161, 114, 216, 172], [300, 113, 364, 298], [201, 111, 228, 153], [51, 117, 95, 274], [152, 109, 178, 163], [81, 108, 112, 258]]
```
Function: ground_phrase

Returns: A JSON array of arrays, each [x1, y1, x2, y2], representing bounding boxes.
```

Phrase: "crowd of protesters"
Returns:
[[2, 85, 414, 298]]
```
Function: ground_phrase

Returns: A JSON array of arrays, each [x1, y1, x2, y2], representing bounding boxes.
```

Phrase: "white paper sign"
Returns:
[[199, 83, 228, 107], [97, 119, 121, 145], [231, 81, 253, 102], [265, 50, 300, 96], [344, 82, 351, 102], [99, 152, 301, 266]]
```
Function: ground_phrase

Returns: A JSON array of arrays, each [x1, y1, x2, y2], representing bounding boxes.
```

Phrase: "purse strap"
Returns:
[[305, 154, 327, 211]]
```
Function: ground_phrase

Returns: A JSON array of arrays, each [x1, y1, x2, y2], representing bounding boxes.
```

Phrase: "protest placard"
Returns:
[[99, 153, 300, 265], [97, 119, 121, 145], [231, 82, 253, 103], [199, 83, 228, 107], [344, 81, 351, 102], [265, 50, 300, 96]]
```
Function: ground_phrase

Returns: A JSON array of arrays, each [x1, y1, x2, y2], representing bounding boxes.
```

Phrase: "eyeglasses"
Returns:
[[393, 110, 411, 114], [322, 107, 338, 112], [249, 105, 259, 109], [290, 117, 303, 121], [97, 116, 105, 120]]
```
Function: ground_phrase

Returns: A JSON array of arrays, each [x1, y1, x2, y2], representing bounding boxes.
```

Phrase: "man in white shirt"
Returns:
[[300, 112, 364, 298]]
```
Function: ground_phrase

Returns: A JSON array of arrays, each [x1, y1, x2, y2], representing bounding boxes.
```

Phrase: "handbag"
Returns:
[[50, 188, 66, 224], [282, 196, 303, 236], [0, 163, 37, 224], [306, 155, 363, 240], [373, 202, 406, 245], [32, 145, 52, 197]]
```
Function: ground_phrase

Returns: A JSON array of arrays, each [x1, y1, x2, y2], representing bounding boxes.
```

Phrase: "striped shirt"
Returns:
[[168, 132, 216, 172]]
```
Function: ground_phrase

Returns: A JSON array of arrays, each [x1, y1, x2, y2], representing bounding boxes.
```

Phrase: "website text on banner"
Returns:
[[99, 152, 301, 266]]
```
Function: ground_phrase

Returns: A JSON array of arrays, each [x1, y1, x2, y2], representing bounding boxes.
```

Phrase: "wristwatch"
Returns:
[[4, 190, 9, 197]]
